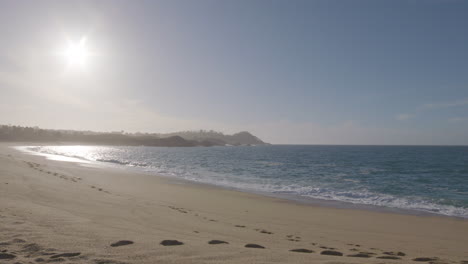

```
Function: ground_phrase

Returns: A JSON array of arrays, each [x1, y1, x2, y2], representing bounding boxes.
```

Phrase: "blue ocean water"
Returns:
[[24, 145, 468, 218]]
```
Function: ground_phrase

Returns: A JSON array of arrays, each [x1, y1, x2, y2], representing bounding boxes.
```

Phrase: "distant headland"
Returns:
[[0, 125, 268, 147]]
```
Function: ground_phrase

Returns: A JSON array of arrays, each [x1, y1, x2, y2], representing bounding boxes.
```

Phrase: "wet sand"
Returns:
[[1, 143, 467, 263]]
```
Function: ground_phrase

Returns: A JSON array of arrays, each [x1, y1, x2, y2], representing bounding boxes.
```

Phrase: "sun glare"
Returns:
[[61, 37, 90, 67]]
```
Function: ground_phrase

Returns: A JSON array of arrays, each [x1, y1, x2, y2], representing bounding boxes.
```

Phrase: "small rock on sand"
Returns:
[[110, 240, 134, 247], [290, 249, 314, 253], [160, 240, 183, 246], [245, 244, 265, 249], [321, 250, 343, 256], [208, 240, 228, 245]]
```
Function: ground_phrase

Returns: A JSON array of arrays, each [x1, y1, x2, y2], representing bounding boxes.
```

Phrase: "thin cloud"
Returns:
[[448, 117, 468, 123], [396, 114, 414, 121], [397, 98, 468, 121], [0, 55, 24, 73], [421, 98, 468, 109]]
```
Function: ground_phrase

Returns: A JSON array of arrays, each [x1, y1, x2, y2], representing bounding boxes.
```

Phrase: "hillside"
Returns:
[[157, 130, 267, 146], [0, 125, 268, 147]]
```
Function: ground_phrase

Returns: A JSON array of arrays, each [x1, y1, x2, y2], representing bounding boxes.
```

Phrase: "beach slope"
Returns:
[[1, 144, 467, 263]]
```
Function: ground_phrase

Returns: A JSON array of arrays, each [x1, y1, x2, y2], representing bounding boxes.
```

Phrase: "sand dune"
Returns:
[[1, 143, 467, 263]]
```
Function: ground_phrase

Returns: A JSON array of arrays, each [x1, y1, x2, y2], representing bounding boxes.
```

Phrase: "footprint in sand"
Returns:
[[168, 206, 188, 214], [22, 243, 42, 253], [0, 253, 16, 259], [254, 228, 273, 234], [245, 244, 265, 249], [377, 256, 402, 260], [94, 259, 129, 264], [289, 249, 314, 253], [110, 240, 134, 247], [320, 250, 343, 256], [208, 240, 228, 245], [160, 240, 183, 246], [286, 235, 300, 242], [413, 257, 438, 262], [320, 246, 335, 250], [50, 252, 81, 258], [384, 251, 406, 256], [347, 253, 373, 258], [41, 252, 56, 256]]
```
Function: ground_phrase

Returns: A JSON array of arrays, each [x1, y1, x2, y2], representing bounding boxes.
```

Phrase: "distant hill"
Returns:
[[157, 130, 268, 146], [0, 125, 268, 147]]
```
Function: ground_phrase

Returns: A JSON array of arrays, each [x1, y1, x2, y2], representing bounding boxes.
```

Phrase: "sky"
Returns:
[[1, 0, 468, 145]]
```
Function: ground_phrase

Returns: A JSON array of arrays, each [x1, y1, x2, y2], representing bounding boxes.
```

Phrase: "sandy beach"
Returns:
[[1, 143, 467, 264]]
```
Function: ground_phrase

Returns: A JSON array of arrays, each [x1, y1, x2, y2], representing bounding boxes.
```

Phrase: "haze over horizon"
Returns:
[[1, 0, 468, 145]]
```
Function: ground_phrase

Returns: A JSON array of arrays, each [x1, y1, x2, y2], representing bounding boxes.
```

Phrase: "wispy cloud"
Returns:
[[396, 114, 414, 121], [395, 98, 468, 122], [0, 55, 23, 73], [421, 98, 468, 109], [448, 117, 468, 123], [246, 120, 448, 145]]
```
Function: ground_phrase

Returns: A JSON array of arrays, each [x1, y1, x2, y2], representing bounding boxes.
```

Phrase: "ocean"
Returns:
[[21, 145, 468, 218]]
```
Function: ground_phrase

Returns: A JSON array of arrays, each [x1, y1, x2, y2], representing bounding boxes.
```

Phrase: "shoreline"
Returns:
[[1, 143, 468, 263], [14, 144, 468, 220]]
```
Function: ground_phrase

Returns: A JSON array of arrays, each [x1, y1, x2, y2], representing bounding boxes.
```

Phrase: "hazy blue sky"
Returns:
[[1, 0, 468, 144]]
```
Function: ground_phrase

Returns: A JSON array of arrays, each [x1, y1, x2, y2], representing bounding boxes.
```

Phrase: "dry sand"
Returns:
[[1, 143, 467, 264]]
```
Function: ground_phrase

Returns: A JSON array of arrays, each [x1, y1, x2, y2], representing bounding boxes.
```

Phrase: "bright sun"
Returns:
[[61, 37, 90, 67]]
